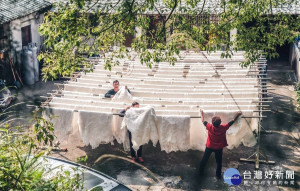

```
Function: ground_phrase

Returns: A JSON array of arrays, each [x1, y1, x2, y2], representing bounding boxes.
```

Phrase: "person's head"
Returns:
[[212, 116, 221, 127], [132, 102, 139, 108], [113, 80, 119, 91]]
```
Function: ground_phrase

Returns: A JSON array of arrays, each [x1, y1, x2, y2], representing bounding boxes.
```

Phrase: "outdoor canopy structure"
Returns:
[[42, 51, 267, 154]]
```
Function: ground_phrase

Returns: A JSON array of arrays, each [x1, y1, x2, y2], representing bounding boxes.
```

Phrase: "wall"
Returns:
[[230, 28, 237, 46], [9, 13, 45, 69], [10, 13, 45, 51], [0, 23, 10, 50], [289, 43, 300, 81]]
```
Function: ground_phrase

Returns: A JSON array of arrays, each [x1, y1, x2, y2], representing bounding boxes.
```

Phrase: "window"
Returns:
[[21, 25, 32, 47]]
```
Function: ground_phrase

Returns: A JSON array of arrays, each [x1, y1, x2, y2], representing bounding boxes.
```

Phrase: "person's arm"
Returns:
[[200, 110, 208, 127], [119, 106, 130, 117], [233, 111, 242, 122], [105, 89, 114, 98], [125, 85, 131, 94], [227, 111, 243, 128], [119, 109, 126, 117], [200, 110, 204, 123]]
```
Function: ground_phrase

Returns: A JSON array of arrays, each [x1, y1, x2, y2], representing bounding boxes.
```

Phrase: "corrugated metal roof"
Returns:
[[272, 1, 300, 15], [47, 0, 223, 14], [1, 0, 299, 25], [0, 0, 52, 24], [21, 0, 300, 15], [143, 0, 300, 15]]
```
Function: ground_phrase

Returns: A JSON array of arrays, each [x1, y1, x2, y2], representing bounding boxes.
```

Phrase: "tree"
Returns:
[[38, 0, 300, 81], [0, 106, 85, 190]]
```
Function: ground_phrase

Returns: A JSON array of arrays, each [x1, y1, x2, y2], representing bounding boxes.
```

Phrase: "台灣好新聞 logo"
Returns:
[[223, 168, 242, 185]]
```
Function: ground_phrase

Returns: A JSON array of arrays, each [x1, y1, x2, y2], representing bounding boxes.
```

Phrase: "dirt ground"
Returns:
[[11, 59, 300, 191]]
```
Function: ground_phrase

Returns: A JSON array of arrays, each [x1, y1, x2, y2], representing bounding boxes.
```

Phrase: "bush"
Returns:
[[0, 108, 85, 190]]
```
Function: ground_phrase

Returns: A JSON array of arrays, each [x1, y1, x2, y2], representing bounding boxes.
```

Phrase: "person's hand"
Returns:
[[200, 109, 204, 122], [125, 85, 128, 90], [233, 111, 242, 122], [110, 95, 114, 98]]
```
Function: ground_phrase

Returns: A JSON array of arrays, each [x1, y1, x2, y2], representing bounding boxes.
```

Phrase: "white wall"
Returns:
[[230, 28, 237, 46], [10, 13, 45, 51], [9, 13, 45, 67], [135, 26, 143, 38]]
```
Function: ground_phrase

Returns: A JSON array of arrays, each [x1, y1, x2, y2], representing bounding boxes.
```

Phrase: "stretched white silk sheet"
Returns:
[[78, 111, 114, 149], [112, 86, 134, 103], [46, 51, 259, 152], [121, 106, 159, 151], [156, 115, 190, 153], [43, 108, 75, 143], [45, 107, 257, 153]]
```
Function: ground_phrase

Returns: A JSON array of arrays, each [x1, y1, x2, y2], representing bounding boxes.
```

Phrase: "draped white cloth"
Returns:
[[188, 118, 207, 151], [121, 106, 159, 151], [78, 111, 114, 149], [44, 107, 257, 152], [43, 108, 75, 143], [121, 108, 192, 153], [112, 86, 133, 104], [156, 116, 191, 153], [111, 109, 130, 151]]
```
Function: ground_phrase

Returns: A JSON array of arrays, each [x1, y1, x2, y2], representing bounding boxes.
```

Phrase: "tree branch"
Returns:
[[198, 0, 206, 16], [165, 0, 178, 23], [269, 0, 273, 15], [97, 0, 136, 34], [154, 4, 166, 23]]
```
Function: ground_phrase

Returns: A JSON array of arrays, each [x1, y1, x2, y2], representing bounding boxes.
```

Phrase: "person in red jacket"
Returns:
[[199, 110, 242, 179]]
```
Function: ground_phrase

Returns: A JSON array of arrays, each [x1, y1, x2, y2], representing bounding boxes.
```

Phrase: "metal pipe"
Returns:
[[41, 106, 267, 119]]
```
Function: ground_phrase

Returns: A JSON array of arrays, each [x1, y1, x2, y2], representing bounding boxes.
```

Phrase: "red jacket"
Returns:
[[204, 121, 233, 150]]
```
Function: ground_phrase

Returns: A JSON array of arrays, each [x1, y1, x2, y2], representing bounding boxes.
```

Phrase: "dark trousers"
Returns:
[[199, 147, 223, 177], [128, 131, 142, 158]]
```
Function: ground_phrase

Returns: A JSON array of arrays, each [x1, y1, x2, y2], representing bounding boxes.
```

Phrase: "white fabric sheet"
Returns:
[[78, 111, 114, 149], [156, 116, 191, 153], [111, 109, 130, 151], [43, 108, 75, 143], [112, 86, 133, 103], [189, 118, 207, 151], [122, 106, 158, 151]]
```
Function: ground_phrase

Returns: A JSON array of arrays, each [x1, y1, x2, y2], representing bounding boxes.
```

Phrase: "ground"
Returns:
[[8, 58, 300, 191]]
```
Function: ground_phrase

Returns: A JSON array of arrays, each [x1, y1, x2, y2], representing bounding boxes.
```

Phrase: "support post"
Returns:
[[240, 56, 275, 169]]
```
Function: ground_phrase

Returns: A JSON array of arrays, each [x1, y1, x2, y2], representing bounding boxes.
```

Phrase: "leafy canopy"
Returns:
[[0, 108, 85, 190], [38, 0, 300, 81]]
